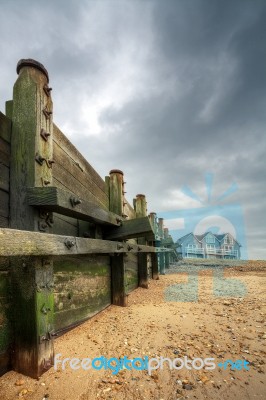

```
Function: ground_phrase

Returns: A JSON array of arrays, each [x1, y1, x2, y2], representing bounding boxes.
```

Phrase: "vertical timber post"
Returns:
[[164, 228, 170, 269], [10, 59, 54, 378], [109, 169, 127, 306], [149, 212, 159, 280], [134, 194, 149, 288], [158, 218, 165, 275]]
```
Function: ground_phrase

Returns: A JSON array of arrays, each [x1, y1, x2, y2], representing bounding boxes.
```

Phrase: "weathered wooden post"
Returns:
[[108, 169, 127, 306], [158, 218, 165, 275], [164, 228, 170, 269], [10, 59, 54, 377], [134, 194, 148, 288], [149, 212, 159, 280]]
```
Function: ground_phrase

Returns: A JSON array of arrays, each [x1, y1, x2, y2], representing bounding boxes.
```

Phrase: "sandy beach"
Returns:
[[0, 260, 265, 400]]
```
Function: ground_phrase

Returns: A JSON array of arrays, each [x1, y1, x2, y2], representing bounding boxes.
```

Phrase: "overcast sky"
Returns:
[[0, 0, 265, 259]]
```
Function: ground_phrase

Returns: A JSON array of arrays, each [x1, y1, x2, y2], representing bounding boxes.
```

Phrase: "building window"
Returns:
[[224, 235, 233, 245], [206, 235, 215, 244]]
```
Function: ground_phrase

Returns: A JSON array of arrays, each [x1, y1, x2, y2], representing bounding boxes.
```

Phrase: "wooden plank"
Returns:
[[54, 303, 110, 332], [0, 216, 8, 229], [111, 254, 127, 306], [27, 187, 121, 226], [53, 124, 107, 192], [53, 140, 108, 208], [0, 351, 10, 376], [0, 258, 9, 271], [104, 216, 154, 240], [0, 112, 11, 143], [0, 137, 10, 167], [0, 228, 156, 256], [0, 191, 9, 218], [134, 194, 149, 288], [0, 164, 9, 192], [53, 161, 108, 209], [53, 214, 78, 237], [108, 170, 124, 216], [53, 257, 111, 331], [125, 252, 138, 294], [151, 252, 159, 280], [124, 201, 135, 219], [108, 170, 127, 306], [125, 251, 138, 262]]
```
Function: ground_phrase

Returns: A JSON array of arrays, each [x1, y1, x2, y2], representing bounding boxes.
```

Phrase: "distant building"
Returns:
[[176, 232, 241, 259]]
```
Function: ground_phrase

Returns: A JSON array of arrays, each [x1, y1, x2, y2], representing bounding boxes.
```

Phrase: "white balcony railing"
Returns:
[[185, 246, 238, 258]]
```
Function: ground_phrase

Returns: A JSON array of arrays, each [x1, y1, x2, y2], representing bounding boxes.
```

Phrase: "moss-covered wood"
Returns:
[[0, 112, 11, 143], [0, 115, 11, 229], [9, 60, 54, 378], [27, 186, 121, 226], [108, 170, 127, 306], [53, 256, 111, 332], [125, 252, 138, 294], [0, 228, 155, 257], [134, 195, 149, 288], [0, 270, 12, 375], [10, 259, 54, 378], [103, 216, 154, 240]]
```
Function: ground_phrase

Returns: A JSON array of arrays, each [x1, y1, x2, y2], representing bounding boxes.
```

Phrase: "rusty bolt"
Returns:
[[43, 83, 53, 97], [46, 216, 54, 227], [35, 153, 45, 165], [43, 109, 53, 119], [40, 128, 51, 141], [47, 159, 55, 168], [38, 221, 48, 231], [70, 196, 82, 207], [64, 239, 75, 249]]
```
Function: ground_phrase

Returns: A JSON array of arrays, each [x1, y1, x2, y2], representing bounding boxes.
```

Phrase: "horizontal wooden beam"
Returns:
[[27, 187, 121, 226], [0, 228, 156, 257], [103, 216, 155, 240]]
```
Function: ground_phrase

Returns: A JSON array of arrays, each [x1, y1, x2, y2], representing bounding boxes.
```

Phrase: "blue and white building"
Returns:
[[176, 232, 241, 259]]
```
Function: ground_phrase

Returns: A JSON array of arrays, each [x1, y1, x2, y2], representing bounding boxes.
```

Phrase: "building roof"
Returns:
[[177, 232, 241, 246]]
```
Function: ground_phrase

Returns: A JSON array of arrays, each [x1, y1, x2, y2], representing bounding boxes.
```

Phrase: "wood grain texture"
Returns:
[[53, 214, 78, 237], [103, 216, 154, 240], [0, 228, 155, 256], [111, 254, 127, 306], [53, 124, 108, 209], [0, 137, 10, 167], [27, 187, 120, 226], [0, 191, 9, 219], [123, 201, 135, 219], [9, 65, 54, 378], [0, 216, 8, 229], [0, 164, 9, 193], [0, 112, 11, 143], [53, 256, 111, 332]]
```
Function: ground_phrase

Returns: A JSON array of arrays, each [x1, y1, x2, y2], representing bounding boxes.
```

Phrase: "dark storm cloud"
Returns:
[[0, 0, 265, 258]]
